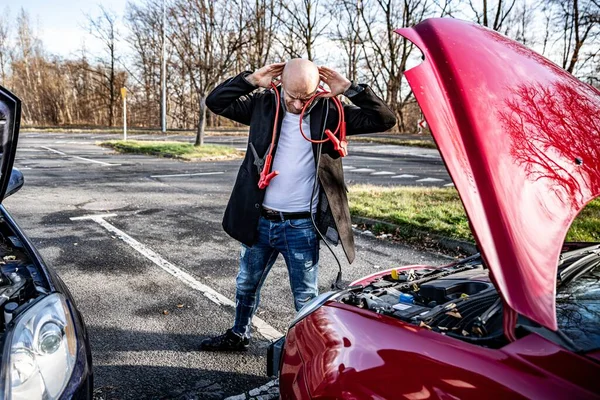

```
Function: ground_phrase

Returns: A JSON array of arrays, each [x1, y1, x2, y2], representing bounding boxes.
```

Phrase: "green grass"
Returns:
[[348, 185, 600, 243], [23, 127, 248, 136], [100, 140, 244, 161], [349, 136, 438, 149]]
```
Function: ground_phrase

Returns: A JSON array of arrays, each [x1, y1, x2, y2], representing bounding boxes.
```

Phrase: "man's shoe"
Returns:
[[199, 329, 250, 351]]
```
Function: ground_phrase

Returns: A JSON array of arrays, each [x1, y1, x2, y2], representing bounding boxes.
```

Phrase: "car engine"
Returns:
[[338, 261, 506, 346], [0, 222, 48, 334]]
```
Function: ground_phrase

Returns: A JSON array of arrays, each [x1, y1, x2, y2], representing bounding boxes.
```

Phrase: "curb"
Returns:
[[351, 215, 478, 256]]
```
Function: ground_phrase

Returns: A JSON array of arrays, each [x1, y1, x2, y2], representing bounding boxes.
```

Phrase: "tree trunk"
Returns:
[[109, 47, 115, 126], [195, 95, 207, 146]]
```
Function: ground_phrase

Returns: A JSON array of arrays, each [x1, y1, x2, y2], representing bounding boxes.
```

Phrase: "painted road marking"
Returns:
[[370, 171, 395, 175], [150, 171, 225, 178], [342, 166, 355, 170], [70, 214, 283, 341], [225, 379, 279, 400], [416, 177, 444, 182], [351, 168, 376, 173], [53, 141, 91, 145], [444, 183, 455, 187], [352, 155, 393, 162], [392, 174, 418, 179], [41, 146, 121, 166], [71, 213, 119, 221]]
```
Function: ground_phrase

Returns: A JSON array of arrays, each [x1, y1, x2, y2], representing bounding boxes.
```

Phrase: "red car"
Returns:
[[268, 18, 600, 399]]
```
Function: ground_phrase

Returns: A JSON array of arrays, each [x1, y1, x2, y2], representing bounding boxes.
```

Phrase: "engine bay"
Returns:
[[0, 217, 48, 335], [338, 261, 506, 345]]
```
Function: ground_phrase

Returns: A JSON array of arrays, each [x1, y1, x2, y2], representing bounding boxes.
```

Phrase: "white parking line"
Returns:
[[150, 171, 225, 178], [370, 171, 395, 175], [41, 146, 121, 166], [352, 155, 393, 162], [392, 174, 418, 178], [225, 379, 279, 400], [351, 168, 376, 173], [71, 213, 118, 221], [444, 183, 455, 187], [416, 177, 444, 182], [70, 214, 283, 341]]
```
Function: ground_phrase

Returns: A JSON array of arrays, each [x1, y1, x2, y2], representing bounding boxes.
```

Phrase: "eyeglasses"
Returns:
[[285, 87, 319, 104]]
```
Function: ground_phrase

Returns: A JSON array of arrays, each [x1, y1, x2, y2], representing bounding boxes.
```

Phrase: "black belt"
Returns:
[[261, 207, 311, 221]]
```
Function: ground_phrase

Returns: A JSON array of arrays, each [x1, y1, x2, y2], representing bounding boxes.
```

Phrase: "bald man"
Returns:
[[202, 59, 396, 351]]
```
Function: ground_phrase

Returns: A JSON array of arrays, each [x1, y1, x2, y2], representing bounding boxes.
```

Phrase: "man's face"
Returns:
[[282, 85, 319, 114]]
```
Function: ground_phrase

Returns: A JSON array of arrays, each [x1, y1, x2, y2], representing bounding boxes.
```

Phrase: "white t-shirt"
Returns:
[[262, 112, 319, 212]]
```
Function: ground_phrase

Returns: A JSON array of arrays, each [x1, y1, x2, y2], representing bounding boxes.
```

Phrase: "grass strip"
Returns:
[[348, 185, 600, 243], [349, 136, 438, 149], [100, 140, 244, 161]]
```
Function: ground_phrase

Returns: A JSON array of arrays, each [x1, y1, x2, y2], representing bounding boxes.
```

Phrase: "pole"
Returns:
[[121, 87, 127, 141], [161, 0, 167, 133]]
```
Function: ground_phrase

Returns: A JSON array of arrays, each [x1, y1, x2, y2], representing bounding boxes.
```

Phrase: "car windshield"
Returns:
[[556, 244, 600, 352]]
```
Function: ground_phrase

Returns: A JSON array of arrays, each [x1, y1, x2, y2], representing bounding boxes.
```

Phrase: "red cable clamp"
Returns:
[[258, 155, 279, 189], [324, 120, 348, 157]]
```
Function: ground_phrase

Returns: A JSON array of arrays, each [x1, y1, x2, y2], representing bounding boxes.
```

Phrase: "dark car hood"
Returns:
[[0, 86, 21, 202], [396, 18, 600, 331]]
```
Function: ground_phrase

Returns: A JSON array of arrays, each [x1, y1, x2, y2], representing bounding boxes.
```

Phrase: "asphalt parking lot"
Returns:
[[5, 132, 452, 399]]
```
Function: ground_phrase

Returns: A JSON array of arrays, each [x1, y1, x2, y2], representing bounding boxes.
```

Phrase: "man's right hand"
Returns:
[[246, 62, 286, 88]]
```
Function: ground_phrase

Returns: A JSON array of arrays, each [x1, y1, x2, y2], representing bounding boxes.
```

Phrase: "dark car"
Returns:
[[0, 86, 92, 399], [270, 18, 600, 399]]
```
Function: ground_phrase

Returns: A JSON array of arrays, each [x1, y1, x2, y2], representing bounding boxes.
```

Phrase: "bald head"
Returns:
[[281, 59, 320, 114]]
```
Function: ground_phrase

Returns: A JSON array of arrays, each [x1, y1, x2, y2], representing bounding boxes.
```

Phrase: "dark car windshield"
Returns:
[[556, 245, 600, 352]]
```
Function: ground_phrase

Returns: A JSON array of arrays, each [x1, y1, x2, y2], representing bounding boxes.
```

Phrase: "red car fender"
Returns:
[[279, 302, 600, 399]]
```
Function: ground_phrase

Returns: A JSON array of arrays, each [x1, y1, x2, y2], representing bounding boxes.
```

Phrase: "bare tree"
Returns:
[[11, 8, 44, 123], [275, 0, 330, 60], [551, 0, 600, 74], [125, 0, 168, 127], [357, 0, 432, 132], [328, 0, 362, 83], [86, 6, 121, 126], [240, 0, 280, 70], [169, 0, 247, 145], [506, 0, 538, 46], [0, 7, 11, 85], [466, 0, 518, 31]]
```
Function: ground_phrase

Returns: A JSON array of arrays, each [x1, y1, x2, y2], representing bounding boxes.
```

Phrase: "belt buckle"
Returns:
[[262, 207, 282, 220]]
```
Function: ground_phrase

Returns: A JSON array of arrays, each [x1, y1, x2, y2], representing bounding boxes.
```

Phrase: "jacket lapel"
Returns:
[[309, 99, 327, 164]]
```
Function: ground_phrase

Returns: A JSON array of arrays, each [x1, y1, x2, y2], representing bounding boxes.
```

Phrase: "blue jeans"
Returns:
[[232, 216, 319, 338]]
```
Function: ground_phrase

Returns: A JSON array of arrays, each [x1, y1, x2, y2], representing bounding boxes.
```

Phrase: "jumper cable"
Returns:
[[254, 82, 347, 189]]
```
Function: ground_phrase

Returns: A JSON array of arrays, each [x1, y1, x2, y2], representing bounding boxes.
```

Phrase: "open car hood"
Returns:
[[0, 86, 21, 202], [396, 19, 600, 331]]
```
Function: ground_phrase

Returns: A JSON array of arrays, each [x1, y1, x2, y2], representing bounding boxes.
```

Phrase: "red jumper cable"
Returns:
[[256, 82, 346, 189], [298, 90, 347, 157]]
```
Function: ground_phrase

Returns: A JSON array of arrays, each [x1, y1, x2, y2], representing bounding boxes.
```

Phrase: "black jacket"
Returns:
[[206, 72, 396, 263]]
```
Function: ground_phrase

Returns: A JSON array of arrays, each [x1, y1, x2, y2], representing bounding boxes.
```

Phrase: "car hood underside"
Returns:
[[395, 18, 600, 330]]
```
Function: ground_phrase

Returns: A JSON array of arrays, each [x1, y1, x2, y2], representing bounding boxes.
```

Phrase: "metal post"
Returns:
[[122, 87, 127, 141], [161, 0, 167, 133]]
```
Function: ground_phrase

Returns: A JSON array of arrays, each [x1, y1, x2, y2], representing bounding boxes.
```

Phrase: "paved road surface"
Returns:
[[6, 133, 452, 399]]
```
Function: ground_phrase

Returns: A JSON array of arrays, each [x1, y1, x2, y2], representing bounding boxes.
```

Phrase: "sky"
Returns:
[[6, 0, 134, 58]]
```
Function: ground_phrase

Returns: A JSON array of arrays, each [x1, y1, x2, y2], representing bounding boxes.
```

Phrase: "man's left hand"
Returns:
[[318, 66, 351, 98]]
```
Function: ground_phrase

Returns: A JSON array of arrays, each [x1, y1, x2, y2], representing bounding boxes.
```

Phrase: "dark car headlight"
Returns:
[[3, 293, 77, 400], [289, 291, 340, 328]]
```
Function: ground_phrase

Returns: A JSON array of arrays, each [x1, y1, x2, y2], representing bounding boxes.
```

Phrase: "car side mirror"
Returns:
[[5, 168, 24, 198]]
